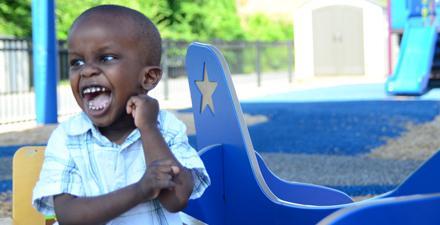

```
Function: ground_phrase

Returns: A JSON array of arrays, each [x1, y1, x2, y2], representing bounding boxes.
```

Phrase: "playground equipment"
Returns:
[[32, 0, 58, 124], [386, 0, 440, 95], [183, 42, 440, 224], [12, 146, 55, 225], [318, 193, 440, 225]]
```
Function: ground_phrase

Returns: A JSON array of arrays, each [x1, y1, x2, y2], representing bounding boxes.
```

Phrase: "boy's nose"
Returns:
[[80, 63, 100, 77]]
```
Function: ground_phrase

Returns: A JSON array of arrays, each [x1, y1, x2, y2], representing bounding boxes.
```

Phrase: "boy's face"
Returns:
[[68, 16, 147, 127]]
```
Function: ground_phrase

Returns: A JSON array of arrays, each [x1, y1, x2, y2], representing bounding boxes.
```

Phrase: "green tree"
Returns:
[[202, 0, 244, 41], [55, 0, 97, 39], [89, 0, 242, 41], [0, 0, 31, 37], [0, 0, 291, 42], [242, 13, 293, 41], [55, 0, 245, 41]]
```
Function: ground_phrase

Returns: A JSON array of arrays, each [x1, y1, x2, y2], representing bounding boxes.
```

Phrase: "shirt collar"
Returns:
[[64, 112, 94, 136], [63, 112, 163, 147]]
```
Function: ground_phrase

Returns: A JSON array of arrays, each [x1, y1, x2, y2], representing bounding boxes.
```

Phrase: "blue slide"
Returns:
[[386, 17, 438, 95]]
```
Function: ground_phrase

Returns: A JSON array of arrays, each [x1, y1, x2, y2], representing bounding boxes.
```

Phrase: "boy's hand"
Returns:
[[126, 94, 159, 130], [137, 159, 181, 201]]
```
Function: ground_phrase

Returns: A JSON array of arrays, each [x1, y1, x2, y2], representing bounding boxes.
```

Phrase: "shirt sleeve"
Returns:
[[32, 126, 84, 216], [159, 111, 210, 199]]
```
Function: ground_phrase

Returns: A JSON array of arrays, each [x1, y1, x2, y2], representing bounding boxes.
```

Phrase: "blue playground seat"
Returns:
[[318, 193, 440, 225], [183, 42, 440, 225]]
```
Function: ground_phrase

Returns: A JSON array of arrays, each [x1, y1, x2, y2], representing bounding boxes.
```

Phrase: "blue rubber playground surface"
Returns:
[[242, 100, 440, 154], [241, 83, 440, 154], [2, 82, 440, 197]]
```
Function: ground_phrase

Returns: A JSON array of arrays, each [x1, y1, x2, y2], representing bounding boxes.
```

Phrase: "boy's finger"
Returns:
[[171, 166, 180, 175], [167, 180, 176, 188], [155, 165, 177, 175], [155, 179, 176, 189], [156, 165, 172, 173], [150, 159, 174, 167], [154, 173, 173, 181], [155, 164, 180, 176], [126, 98, 135, 114], [126, 96, 142, 113]]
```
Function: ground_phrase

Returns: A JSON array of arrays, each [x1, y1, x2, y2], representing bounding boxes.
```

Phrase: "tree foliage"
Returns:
[[242, 14, 293, 41], [0, 0, 292, 41], [55, 0, 245, 41], [0, 0, 32, 37]]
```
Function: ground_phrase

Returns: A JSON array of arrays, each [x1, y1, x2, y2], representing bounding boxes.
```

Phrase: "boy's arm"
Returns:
[[54, 158, 177, 225], [127, 95, 195, 212], [139, 125, 194, 212], [54, 184, 141, 225]]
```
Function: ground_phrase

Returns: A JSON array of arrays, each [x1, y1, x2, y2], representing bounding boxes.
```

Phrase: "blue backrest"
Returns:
[[183, 42, 352, 224], [185, 42, 254, 153]]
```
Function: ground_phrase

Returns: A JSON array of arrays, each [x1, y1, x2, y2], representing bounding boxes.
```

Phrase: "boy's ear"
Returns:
[[140, 66, 162, 92]]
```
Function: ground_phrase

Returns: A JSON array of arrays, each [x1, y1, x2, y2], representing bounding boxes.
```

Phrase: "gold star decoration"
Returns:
[[195, 63, 218, 114]]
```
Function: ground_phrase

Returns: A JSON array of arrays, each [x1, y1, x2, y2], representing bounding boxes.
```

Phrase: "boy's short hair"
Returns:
[[69, 4, 162, 66]]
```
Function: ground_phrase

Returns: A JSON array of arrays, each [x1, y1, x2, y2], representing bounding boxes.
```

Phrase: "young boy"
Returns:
[[32, 5, 210, 225]]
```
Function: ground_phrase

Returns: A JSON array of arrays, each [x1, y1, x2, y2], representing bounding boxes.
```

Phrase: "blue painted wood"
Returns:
[[185, 145, 225, 225], [318, 193, 440, 225], [183, 42, 349, 224], [255, 152, 353, 205], [32, 0, 58, 124], [183, 42, 440, 225], [381, 150, 440, 198]]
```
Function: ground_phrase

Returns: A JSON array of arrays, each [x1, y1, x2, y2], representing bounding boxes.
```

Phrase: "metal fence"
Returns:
[[0, 38, 294, 125], [0, 38, 32, 94]]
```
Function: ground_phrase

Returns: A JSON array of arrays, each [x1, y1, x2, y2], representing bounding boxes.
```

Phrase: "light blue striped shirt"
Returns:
[[33, 111, 210, 225]]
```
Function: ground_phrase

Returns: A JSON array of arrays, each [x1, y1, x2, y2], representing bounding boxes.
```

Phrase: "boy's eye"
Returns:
[[70, 59, 85, 67], [101, 55, 116, 62]]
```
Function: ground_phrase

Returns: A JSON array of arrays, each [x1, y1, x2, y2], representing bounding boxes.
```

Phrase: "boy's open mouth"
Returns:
[[81, 85, 112, 114]]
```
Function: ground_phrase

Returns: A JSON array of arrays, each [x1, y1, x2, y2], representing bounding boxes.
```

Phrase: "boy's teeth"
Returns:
[[88, 102, 107, 111], [83, 86, 107, 95]]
